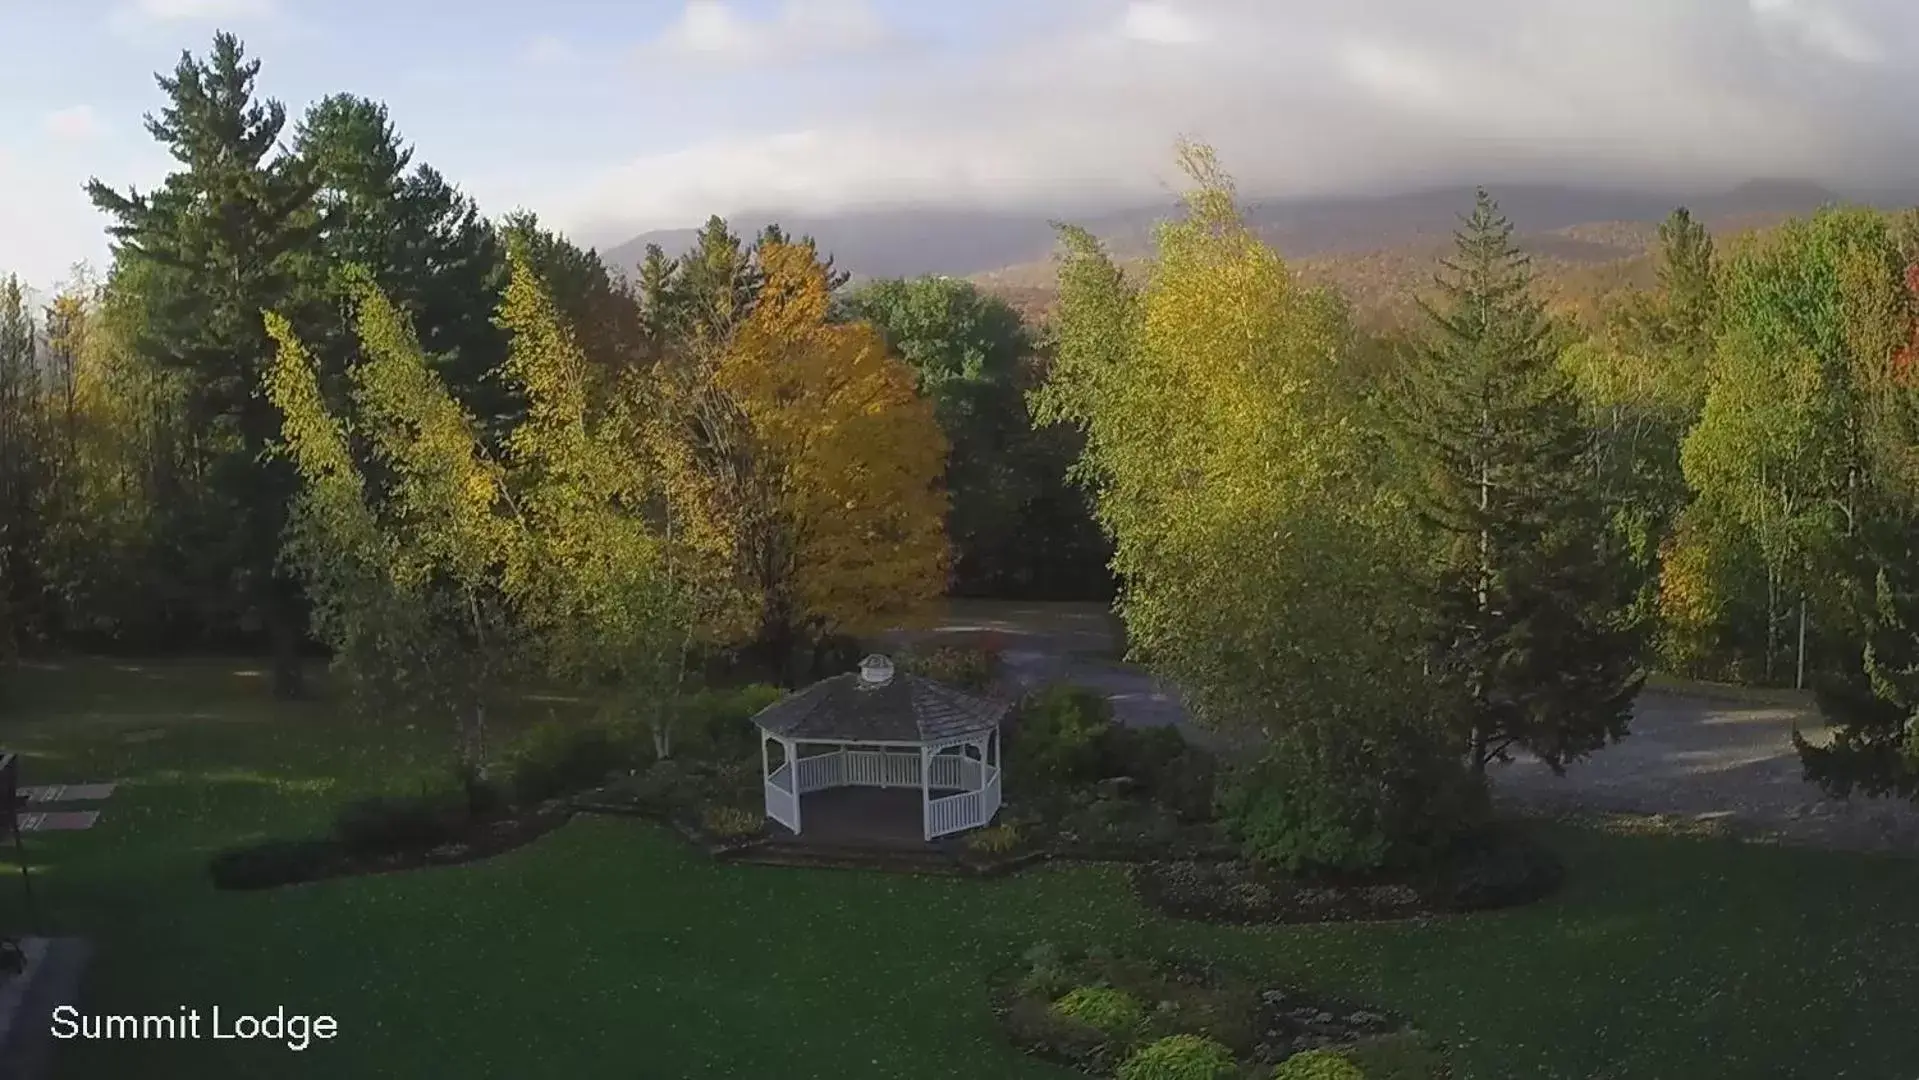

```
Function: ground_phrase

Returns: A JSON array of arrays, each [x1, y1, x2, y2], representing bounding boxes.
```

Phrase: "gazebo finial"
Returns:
[[857, 654, 895, 688]]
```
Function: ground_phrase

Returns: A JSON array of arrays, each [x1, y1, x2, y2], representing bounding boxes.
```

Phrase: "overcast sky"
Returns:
[[2, 0, 1914, 288]]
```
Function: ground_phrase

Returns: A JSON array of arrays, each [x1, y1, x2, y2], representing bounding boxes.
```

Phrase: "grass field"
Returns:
[[1, 659, 1916, 1079]]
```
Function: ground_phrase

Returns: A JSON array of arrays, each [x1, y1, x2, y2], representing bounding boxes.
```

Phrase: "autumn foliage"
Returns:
[[704, 240, 949, 647]]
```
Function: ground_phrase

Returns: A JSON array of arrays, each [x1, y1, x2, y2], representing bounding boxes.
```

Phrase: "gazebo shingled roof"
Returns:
[[751, 670, 1007, 744]]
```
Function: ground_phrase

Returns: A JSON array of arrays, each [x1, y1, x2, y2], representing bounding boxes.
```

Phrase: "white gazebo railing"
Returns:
[[760, 731, 1003, 841], [764, 761, 799, 833]]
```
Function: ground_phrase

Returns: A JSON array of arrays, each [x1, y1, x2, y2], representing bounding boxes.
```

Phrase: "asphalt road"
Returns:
[[893, 603, 1919, 852]]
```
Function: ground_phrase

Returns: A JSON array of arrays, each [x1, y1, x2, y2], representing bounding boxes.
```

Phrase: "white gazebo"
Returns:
[[751, 654, 1007, 841]]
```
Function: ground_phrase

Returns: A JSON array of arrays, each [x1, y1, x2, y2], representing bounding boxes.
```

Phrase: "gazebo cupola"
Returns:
[[751, 655, 1007, 841]]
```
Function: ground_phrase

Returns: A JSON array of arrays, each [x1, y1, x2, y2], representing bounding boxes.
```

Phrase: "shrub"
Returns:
[[1272, 1050, 1365, 1080], [502, 719, 626, 805], [617, 758, 705, 816], [900, 645, 1001, 692], [332, 790, 466, 855], [1016, 942, 1075, 999], [966, 822, 1022, 854], [454, 762, 510, 819], [0, 937, 22, 978], [1011, 684, 1113, 785], [1217, 722, 1485, 875], [1051, 985, 1145, 1037], [1099, 725, 1217, 821], [1116, 1034, 1239, 1080], [677, 684, 784, 760], [700, 805, 763, 841], [1431, 826, 1564, 911], [209, 839, 343, 890], [1003, 994, 1109, 1067]]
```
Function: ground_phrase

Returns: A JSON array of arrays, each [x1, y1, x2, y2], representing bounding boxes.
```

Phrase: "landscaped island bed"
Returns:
[[3, 660, 1918, 1079]]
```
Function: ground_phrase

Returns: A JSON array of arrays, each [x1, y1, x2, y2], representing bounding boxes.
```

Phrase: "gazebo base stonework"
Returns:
[[752, 655, 1007, 842]]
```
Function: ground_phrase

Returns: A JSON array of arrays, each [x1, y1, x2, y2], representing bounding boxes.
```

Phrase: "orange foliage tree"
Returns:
[[662, 240, 948, 673]]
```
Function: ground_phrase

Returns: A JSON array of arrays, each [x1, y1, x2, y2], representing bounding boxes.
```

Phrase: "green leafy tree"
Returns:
[[1565, 208, 1723, 666], [1040, 143, 1473, 871], [1395, 189, 1644, 775], [265, 271, 519, 767], [1680, 208, 1912, 684], [497, 251, 703, 757], [87, 32, 324, 696], [844, 275, 1108, 597]]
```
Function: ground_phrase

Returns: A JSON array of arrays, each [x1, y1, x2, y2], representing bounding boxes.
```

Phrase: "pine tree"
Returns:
[[86, 32, 323, 696], [1798, 522, 1919, 801], [0, 277, 44, 653], [634, 243, 684, 361], [297, 95, 508, 430], [1397, 190, 1645, 774]]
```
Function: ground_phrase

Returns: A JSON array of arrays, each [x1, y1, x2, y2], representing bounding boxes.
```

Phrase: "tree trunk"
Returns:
[[1796, 597, 1808, 691], [1764, 563, 1778, 684], [265, 576, 306, 701]]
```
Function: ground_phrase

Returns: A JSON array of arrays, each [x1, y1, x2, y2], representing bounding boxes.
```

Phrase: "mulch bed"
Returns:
[[991, 945, 1435, 1077], [1133, 828, 1564, 925], [208, 806, 573, 891]]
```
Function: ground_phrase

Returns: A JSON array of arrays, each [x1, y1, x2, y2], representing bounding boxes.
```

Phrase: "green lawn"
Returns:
[[1, 659, 1915, 1079]]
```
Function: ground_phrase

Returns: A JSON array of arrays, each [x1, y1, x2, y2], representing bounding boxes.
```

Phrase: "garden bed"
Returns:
[[1134, 827, 1563, 925], [208, 804, 573, 890], [991, 943, 1445, 1078]]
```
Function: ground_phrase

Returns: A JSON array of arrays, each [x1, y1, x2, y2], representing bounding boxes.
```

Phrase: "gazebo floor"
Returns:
[[766, 787, 966, 850]]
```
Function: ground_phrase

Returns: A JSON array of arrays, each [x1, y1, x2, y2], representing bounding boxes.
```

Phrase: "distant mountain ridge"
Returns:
[[602, 179, 1877, 281], [601, 179, 1912, 328]]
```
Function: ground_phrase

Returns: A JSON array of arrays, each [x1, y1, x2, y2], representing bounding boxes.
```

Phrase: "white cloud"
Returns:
[[1120, 2, 1207, 45], [645, 0, 893, 67], [1750, 0, 1884, 64], [109, 0, 277, 36], [42, 106, 106, 143], [121, 0, 275, 21], [552, 0, 1919, 241]]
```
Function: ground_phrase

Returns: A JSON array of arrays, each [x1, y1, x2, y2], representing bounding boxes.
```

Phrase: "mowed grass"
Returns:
[[1, 660, 1917, 1079]]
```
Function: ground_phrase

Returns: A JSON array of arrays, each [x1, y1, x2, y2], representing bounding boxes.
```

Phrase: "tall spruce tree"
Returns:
[[1398, 190, 1645, 774], [86, 33, 323, 696]]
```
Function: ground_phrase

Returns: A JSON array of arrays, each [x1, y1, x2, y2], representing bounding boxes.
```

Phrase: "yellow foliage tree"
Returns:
[[673, 240, 949, 670]]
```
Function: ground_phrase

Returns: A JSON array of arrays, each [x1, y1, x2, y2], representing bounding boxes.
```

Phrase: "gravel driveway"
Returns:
[[894, 602, 1919, 853]]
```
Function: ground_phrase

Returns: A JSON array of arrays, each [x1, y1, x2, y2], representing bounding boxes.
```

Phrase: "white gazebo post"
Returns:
[[919, 743, 932, 841], [786, 737, 801, 832]]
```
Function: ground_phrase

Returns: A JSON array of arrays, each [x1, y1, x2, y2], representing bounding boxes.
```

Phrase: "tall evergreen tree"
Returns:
[[297, 95, 508, 428], [1397, 190, 1645, 774], [0, 276, 45, 654], [634, 243, 685, 362], [86, 32, 323, 696], [1799, 524, 1919, 801], [676, 216, 758, 347]]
